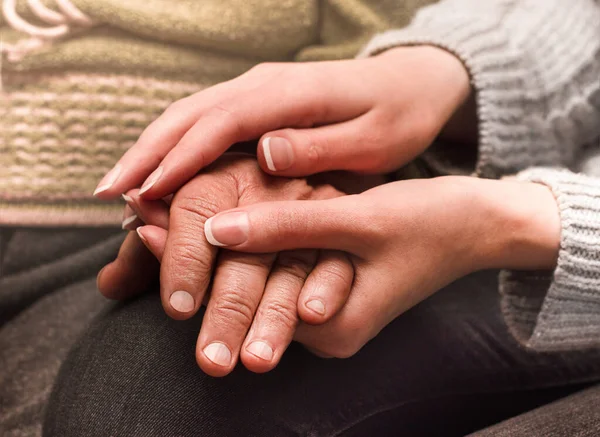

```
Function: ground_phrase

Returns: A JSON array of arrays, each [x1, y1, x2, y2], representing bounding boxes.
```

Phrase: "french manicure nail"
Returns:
[[169, 290, 195, 313], [203, 342, 232, 367], [122, 214, 138, 230], [139, 166, 163, 195], [94, 164, 122, 196], [136, 226, 148, 243], [122, 194, 133, 203], [262, 137, 294, 172], [246, 341, 274, 361], [305, 299, 326, 315], [204, 212, 249, 247]]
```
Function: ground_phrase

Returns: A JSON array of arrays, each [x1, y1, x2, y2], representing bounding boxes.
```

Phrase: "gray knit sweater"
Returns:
[[360, 0, 600, 351]]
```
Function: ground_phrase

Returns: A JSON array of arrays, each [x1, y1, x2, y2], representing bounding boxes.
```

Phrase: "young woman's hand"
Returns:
[[200, 177, 561, 358], [94, 46, 471, 199]]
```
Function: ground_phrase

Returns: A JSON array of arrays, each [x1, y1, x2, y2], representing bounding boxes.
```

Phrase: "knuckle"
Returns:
[[163, 99, 188, 116], [316, 260, 353, 290], [274, 251, 316, 281], [167, 239, 213, 277], [257, 299, 298, 331], [305, 138, 323, 167], [210, 291, 256, 330], [172, 192, 222, 224], [206, 102, 245, 138]]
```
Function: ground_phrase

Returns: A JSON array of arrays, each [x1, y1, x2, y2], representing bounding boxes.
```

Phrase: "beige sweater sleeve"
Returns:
[[358, 0, 600, 178], [359, 0, 600, 351]]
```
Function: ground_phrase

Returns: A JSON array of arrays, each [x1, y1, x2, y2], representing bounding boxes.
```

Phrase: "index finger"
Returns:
[[159, 172, 239, 320]]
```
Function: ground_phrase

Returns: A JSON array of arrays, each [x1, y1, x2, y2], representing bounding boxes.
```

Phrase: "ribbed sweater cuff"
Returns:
[[357, 0, 600, 178], [500, 168, 600, 351]]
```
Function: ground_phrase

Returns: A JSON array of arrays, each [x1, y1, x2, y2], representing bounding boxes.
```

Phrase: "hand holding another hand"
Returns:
[[94, 46, 472, 199], [98, 156, 385, 376], [200, 176, 561, 359]]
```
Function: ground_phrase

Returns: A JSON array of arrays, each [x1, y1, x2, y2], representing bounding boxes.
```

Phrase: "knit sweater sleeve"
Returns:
[[500, 167, 600, 351], [358, 0, 600, 178]]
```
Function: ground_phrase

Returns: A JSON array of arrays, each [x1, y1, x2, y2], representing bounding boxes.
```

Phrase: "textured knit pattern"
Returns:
[[502, 169, 600, 350], [0, 72, 204, 225], [360, 0, 600, 351], [0, 0, 434, 226], [359, 0, 600, 179]]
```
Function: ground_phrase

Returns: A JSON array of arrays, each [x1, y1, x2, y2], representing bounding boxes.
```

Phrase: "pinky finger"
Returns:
[[298, 250, 354, 325]]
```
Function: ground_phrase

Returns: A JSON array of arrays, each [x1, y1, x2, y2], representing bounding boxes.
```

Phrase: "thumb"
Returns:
[[257, 115, 396, 177], [203, 196, 372, 255]]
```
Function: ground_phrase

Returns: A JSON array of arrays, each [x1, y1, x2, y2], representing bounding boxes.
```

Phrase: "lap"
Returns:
[[44, 271, 600, 437]]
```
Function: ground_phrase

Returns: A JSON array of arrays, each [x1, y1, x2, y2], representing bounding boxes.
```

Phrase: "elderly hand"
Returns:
[[98, 155, 384, 376], [196, 176, 561, 358], [93, 46, 471, 199]]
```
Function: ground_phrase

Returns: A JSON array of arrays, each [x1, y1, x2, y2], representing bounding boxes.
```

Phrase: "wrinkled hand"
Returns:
[[94, 46, 471, 199], [98, 155, 384, 376], [197, 176, 560, 358]]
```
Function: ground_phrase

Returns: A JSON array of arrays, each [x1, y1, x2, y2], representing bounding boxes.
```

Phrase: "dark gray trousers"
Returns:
[[39, 237, 600, 436]]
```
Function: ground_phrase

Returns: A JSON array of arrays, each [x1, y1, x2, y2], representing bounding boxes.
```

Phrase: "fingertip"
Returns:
[[136, 225, 167, 261], [136, 226, 148, 245], [161, 292, 198, 321], [240, 345, 278, 374], [96, 264, 111, 298], [260, 136, 277, 172], [195, 342, 236, 377], [298, 251, 354, 325], [93, 164, 123, 199], [258, 135, 295, 174], [298, 298, 330, 325], [138, 166, 165, 199], [96, 261, 131, 300]]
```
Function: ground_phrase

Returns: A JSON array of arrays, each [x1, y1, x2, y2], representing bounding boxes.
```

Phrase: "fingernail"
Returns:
[[122, 214, 138, 230], [94, 164, 122, 196], [169, 290, 195, 313], [122, 194, 133, 203], [246, 341, 274, 361], [136, 226, 148, 243], [203, 342, 232, 367], [305, 299, 326, 316], [139, 166, 163, 195], [204, 212, 249, 247], [263, 137, 294, 171]]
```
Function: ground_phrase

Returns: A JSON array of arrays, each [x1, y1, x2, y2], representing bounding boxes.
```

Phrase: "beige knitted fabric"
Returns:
[[0, 0, 435, 226], [360, 0, 600, 351]]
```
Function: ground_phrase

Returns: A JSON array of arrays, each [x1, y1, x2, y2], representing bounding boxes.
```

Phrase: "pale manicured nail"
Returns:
[[122, 214, 138, 230], [139, 166, 163, 195], [136, 226, 147, 243], [305, 299, 326, 316], [246, 341, 274, 361], [203, 342, 232, 367], [122, 194, 133, 203], [169, 290, 195, 313], [204, 212, 249, 247], [262, 137, 294, 172], [94, 164, 122, 196]]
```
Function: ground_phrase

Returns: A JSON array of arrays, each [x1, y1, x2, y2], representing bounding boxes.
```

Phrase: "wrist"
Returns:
[[374, 45, 471, 116], [471, 178, 561, 271]]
